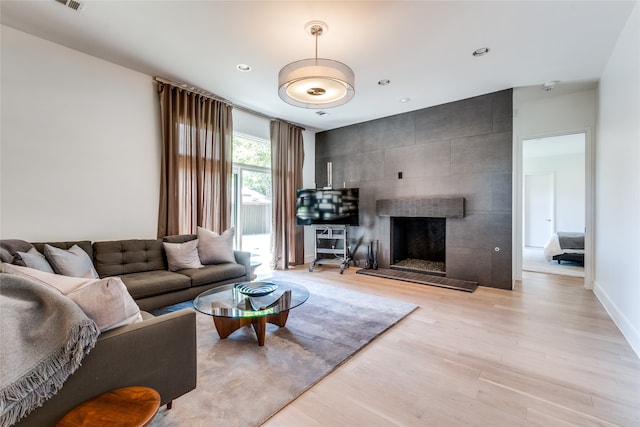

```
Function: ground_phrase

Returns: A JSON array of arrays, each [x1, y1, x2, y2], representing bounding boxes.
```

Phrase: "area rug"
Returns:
[[148, 281, 417, 427]]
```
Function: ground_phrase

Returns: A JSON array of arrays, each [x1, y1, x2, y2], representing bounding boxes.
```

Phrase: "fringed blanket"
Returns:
[[0, 273, 100, 427]]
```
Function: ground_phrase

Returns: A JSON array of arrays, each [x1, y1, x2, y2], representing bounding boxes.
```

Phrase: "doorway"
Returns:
[[521, 133, 586, 278]]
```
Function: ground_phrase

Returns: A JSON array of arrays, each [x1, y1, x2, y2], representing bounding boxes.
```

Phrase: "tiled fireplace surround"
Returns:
[[315, 89, 513, 289]]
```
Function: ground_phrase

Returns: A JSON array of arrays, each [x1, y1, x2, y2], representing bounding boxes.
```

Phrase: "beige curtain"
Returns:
[[270, 120, 305, 269], [157, 82, 233, 237]]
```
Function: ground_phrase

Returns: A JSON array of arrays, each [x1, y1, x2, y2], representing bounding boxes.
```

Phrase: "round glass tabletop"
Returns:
[[193, 280, 309, 319]]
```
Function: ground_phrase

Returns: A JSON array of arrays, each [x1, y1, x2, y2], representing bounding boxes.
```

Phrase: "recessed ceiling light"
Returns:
[[236, 64, 251, 72], [400, 98, 411, 103], [378, 79, 391, 86], [472, 47, 490, 57]]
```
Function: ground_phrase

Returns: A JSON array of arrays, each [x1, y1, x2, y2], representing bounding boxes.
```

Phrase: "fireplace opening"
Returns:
[[390, 217, 446, 276]]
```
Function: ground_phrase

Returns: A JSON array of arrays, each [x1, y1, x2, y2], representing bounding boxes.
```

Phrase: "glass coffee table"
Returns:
[[193, 280, 309, 346]]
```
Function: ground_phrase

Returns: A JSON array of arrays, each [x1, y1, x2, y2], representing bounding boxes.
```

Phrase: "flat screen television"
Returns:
[[296, 188, 359, 226]]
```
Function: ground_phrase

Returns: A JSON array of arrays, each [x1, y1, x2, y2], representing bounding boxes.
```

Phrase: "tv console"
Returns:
[[309, 225, 352, 274]]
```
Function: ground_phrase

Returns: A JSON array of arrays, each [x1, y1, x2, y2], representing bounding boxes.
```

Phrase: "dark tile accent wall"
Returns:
[[315, 89, 513, 289]]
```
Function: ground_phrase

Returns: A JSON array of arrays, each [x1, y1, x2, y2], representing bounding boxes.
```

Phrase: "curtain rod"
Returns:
[[154, 76, 306, 131]]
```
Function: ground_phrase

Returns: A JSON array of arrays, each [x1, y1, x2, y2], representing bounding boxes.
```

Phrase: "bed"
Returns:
[[543, 232, 585, 265]]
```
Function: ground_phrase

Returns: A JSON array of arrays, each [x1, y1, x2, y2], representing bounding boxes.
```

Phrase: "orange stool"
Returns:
[[56, 386, 160, 427]]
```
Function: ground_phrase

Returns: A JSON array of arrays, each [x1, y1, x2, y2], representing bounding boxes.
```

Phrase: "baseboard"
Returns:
[[593, 280, 640, 359]]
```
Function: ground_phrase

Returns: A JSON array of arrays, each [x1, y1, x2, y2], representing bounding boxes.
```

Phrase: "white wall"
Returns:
[[234, 109, 270, 141], [524, 152, 585, 232], [1, 25, 160, 241], [594, 2, 640, 357], [513, 88, 597, 285], [0, 25, 318, 247]]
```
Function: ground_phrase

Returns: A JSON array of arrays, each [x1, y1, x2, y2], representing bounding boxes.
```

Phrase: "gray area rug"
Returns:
[[148, 281, 417, 427]]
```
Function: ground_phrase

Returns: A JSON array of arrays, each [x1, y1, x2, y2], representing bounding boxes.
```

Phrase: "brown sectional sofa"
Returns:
[[2, 234, 252, 426], [31, 234, 251, 311]]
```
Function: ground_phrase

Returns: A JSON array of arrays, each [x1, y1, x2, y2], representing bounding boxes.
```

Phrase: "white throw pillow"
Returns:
[[44, 244, 99, 279], [13, 248, 55, 273], [2, 263, 142, 332], [197, 226, 236, 264], [162, 239, 203, 271]]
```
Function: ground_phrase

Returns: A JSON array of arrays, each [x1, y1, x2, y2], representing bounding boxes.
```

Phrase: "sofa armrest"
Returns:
[[234, 250, 252, 281], [16, 309, 197, 427]]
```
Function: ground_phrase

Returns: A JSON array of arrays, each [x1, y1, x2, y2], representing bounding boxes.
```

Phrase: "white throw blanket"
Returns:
[[0, 272, 100, 427]]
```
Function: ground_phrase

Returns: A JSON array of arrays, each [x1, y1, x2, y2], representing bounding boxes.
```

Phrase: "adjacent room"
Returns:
[[1, 1, 639, 426], [522, 132, 586, 279]]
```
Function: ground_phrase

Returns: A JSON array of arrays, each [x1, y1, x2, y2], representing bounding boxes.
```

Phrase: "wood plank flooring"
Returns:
[[261, 267, 640, 426]]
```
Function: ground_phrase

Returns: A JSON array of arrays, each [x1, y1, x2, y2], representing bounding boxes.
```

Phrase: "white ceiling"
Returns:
[[1, 1, 636, 132]]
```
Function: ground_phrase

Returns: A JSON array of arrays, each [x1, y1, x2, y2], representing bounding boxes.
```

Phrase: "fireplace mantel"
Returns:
[[376, 197, 464, 218]]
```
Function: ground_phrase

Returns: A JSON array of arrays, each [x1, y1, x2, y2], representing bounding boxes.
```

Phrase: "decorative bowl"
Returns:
[[234, 281, 279, 297]]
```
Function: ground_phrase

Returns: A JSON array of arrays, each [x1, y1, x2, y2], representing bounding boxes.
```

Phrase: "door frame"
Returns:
[[523, 172, 555, 247], [513, 129, 594, 289]]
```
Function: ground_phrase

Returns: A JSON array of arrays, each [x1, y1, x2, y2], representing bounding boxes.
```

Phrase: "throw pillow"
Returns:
[[1, 263, 142, 332], [44, 244, 99, 279], [197, 226, 236, 264], [13, 248, 55, 273], [0, 239, 34, 263], [162, 239, 203, 271]]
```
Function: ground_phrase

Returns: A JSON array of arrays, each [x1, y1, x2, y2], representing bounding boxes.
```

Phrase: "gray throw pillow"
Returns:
[[0, 239, 34, 263], [162, 239, 204, 271], [2, 263, 142, 332], [13, 248, 55, 273], [44, 244, 99, 279], [197, 226, 236, 264]]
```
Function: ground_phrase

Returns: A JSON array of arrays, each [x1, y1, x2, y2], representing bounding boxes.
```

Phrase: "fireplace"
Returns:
[[390, 217, 446, 276], [360, 196, 483, 292]]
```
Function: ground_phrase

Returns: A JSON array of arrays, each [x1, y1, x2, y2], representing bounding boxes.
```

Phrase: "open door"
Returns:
[[524, 173, 554, 247]]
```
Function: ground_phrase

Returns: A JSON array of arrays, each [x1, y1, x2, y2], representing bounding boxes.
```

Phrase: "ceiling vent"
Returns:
[[54, 0, 85, 12]]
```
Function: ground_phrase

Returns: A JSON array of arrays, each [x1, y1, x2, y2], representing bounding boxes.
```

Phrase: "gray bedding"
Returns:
[[557, 232, 584, 250]]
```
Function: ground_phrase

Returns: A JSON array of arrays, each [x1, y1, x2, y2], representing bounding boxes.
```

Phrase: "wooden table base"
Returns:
[[213, 310, 290, 346]]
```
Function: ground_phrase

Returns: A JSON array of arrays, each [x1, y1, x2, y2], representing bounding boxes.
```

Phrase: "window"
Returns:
[[232, 133, 272, 269]]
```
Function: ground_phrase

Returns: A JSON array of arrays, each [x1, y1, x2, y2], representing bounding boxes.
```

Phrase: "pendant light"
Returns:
[[278, 21, 355, 109]]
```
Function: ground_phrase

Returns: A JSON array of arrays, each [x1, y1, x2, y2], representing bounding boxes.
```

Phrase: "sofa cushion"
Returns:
[[162, 239, 203, 271], [176, 263, 246, 287], [197, 227, 236, 264], [2, 264, 142, 332], [93, 239, 167, 277], [44, 244, 100, 279], [13, 248, 55, 273], [118, 270, 191, 299]]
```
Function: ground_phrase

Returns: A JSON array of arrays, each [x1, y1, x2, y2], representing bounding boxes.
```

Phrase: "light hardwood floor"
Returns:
[[261, 267, 640, 426]]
